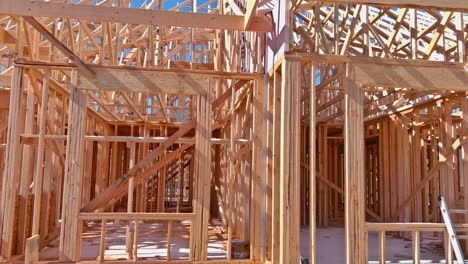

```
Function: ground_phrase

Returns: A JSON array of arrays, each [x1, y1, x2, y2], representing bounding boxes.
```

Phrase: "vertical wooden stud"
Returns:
[[309, 63, 317, 264], [59, 69, 87, 262], [344, 63, 365, 264], [279, 58, 301, 263], [0, 66, 24, 259]]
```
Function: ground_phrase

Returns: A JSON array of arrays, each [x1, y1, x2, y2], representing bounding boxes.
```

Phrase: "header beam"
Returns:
[[0, 0, 272, 32]]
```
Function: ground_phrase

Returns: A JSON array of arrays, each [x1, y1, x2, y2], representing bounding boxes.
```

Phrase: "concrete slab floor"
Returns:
[[300, 226, 464, 264]]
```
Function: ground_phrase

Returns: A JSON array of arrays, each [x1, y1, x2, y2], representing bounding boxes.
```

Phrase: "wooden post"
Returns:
[[25, 235, 40, 264], [279, 58, 301, 263], [344, 63, 365, 264], [99, 220, 107, 262], [177, 153, 184, 213], [190, 81, 212, 261], [412, 231, 420, 263], [444, 231, 453, 263], [157, 125, 167, 213], [0, 66, 24, 259], [318, 126, 324, 226], [133, 221, 138, 260], [200, 81, 212, 261], [167, 220, 172, 260], [40, 87, 57, 238], [439, 101, 455, 207], [271, 69, 281, 264], [188, 153, 194, 210], [309, 63, 317, 264], [27, 68, 49, 263], [378, 231, 386, 263], [251, 78, 265, 260], [461, 98, 468, 253], [126, 142, 136, 259], [323, 124, 328, 227], [227, 80, 236, 260], [110, 135, 119, 212], [18, 77, 35, 252], [59, 69, 87, 262], [31, 69, 49, 235], [412, 115, 422, 222], [381, 120, 391, 222]]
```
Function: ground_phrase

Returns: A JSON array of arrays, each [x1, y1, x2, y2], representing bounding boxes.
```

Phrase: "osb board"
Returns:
[[78, 67, 209, 95]]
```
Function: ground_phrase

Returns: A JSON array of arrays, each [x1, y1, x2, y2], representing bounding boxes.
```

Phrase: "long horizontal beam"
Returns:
[[14, 60, 263, 80], [285, 53, 468, 91], [78, 66, 209, 95], [75, 65, 259, 95], [352, 62, 468, 91], [323, 0, 468, 11], [78, 212, 195, 221], [0, 0, 271, 31], [286, 53, 466, 66], [20, 134, 250, 145]]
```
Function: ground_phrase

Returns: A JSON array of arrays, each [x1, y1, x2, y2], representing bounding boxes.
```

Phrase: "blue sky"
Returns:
[[130, 0, 213, 11], [131, 0, 178, 9]]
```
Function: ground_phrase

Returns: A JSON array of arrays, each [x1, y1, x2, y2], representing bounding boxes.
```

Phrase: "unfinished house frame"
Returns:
[[0, 0, 467, 263]]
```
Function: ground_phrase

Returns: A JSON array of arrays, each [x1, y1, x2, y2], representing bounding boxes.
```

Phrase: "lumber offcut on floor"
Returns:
[[0, 0, 467, 264]]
